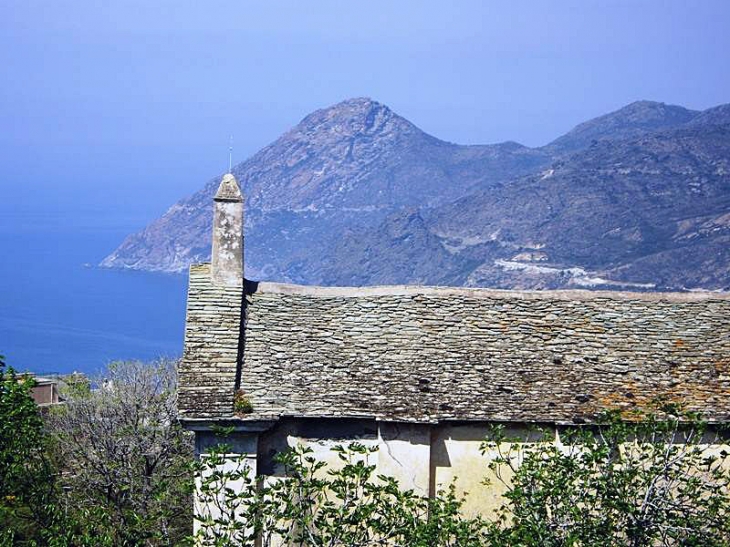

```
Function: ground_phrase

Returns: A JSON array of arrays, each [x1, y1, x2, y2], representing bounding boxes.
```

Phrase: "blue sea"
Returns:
[[0, 209, 188, 375]]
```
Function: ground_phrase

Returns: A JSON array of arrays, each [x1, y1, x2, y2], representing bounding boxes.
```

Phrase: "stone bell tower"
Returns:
[[211, 173, 243, 286]]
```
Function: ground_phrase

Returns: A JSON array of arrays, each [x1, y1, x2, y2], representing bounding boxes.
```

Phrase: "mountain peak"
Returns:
[[547, 100, 699, 153], [622, 99, 666, 109], [331, 96, 386, 110], [685, 103, 730, 128], [612, 99, 695, 119], [304, 97, 386, 120], [223, 96, 459, 215], [293, 97, 410, 139]]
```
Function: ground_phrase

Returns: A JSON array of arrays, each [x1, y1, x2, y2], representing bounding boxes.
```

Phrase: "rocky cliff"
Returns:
[[102, 98, 730, 291]]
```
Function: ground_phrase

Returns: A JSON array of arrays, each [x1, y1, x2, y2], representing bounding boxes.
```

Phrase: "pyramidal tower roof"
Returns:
[[214, 173, 242, 202]]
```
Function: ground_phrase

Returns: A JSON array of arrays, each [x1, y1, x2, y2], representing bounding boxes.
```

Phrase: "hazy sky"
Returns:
[[1, 0, 729, 225]]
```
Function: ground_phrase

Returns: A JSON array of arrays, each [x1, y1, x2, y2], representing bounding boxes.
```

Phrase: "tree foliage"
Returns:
[[49, 359, 194, 546], [195, 407, 730, 547], [194, 440, 487, 547], [0, 355, 59, 545], [0, 356, 194, 546], [482, 407, 730, 546]]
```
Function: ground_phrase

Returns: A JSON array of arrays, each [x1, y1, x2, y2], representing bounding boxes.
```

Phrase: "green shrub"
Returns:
[[233, 389, 253, 414]]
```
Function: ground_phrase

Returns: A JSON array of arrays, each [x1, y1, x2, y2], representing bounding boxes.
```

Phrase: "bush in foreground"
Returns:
[[483, 406, 730, 547], [196, 406, 730, 547], [194, 440, 487, 547], [0, 356, 58, 545], [0, 357, 194, 546]]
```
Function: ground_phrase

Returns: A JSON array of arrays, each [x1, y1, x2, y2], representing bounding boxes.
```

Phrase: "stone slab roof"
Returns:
[[179, 264, 730, 425]]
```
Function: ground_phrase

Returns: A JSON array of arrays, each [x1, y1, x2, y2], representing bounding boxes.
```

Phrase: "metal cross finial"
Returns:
[[228, 135, 233, 173]]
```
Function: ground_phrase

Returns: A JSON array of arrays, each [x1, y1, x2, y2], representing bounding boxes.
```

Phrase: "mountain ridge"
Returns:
[[101, 98, 730, 291], [101, 97, 551, 276], [545, 100, 700, 154]]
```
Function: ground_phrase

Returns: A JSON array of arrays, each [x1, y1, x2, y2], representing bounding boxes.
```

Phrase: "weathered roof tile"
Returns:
[[179, 264, 730, 424]]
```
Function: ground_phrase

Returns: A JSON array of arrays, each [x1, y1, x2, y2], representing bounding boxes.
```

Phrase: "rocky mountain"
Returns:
[[101, 98, 550, 278], [316, 121, 730, 290], [685, 103, 730, 128], [102, 98, 730, 291], [545, 100, 699, 154]]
